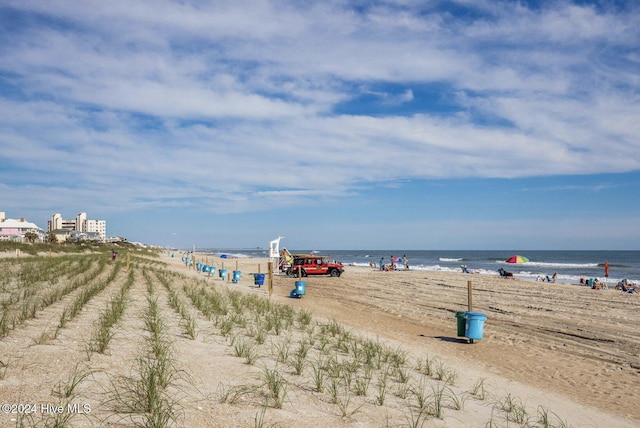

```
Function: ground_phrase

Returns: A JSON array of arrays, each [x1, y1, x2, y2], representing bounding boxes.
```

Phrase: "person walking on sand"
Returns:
[[604, 261, 609, 277]]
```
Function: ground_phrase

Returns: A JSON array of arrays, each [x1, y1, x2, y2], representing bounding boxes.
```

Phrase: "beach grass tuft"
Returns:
[[260, 366, 288, 409]]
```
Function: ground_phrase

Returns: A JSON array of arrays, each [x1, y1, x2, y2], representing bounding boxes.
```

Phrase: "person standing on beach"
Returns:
[[390, 255, 395, 271], [402, 254, 409, 271], [604, 261, 609, 277], [379, 257, 384, 271]]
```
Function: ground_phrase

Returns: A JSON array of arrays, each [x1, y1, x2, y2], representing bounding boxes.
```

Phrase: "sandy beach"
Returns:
[[0, 251, 638, 427]]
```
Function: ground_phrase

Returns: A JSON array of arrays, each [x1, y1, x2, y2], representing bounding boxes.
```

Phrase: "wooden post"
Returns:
[[467, 280, 475, 343], [268, 262, 273, 297], [235, 260, 239, 270], [258, 264, 261, 274]]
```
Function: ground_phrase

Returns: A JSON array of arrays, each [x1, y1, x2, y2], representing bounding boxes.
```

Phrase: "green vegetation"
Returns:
[[107, 294, 180, 427], [0, 247, 574, 427], [87, 268, 134, 355]]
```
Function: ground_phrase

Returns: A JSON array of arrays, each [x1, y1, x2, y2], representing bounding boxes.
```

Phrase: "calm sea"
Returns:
[[196, 249, 640, 285]]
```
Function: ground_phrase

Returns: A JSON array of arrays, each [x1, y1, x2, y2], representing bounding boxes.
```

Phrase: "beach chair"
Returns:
[[498, 268, 513, 278]]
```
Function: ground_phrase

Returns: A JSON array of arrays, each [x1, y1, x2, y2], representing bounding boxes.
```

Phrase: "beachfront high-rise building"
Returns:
[[76, 212, 86, 230], [48, 213, 77, 231], [47, 212, 106, 240], [84, 219, 106, 238]]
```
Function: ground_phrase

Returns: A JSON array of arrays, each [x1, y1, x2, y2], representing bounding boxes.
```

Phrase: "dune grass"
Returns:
[[0, 249, 575, 428]]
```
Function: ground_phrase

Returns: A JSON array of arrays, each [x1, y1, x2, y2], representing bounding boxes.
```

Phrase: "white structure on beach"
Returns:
[[269, 236, 283, 274], [47, 212, 106, 241], [0, 212, 44, 241]]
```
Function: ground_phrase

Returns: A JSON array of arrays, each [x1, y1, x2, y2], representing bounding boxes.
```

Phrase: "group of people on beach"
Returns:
[[536, 273, 557, 283], [577, 277, 640, 293], [615, 279, 639, 293], [366, 257, 637, 295], [374, 255, 409, 271], [579, 277, 608, 290], [460, 265, 479, 274]]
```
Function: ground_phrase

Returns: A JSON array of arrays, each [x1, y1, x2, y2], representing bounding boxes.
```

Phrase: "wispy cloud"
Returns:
[[1, 0, 638, 221]]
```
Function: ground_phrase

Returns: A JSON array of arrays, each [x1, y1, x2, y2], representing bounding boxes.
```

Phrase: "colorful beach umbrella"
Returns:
[[505, 255, 529, 264]]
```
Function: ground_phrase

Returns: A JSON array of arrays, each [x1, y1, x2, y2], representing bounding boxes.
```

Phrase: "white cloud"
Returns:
[[1, 0, 639, 217]]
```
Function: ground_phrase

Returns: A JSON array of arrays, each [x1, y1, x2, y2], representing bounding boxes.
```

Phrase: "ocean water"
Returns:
[[197, 249, 640, 285]]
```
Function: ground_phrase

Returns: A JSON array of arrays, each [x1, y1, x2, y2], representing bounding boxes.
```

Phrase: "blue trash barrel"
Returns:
[[219, 268, 227, 279], [196, 262, 202, 271], [295, 281, 306, 296], [232, 270, 241, 283], [465, 312, 487, 340], [254, 273, 265, 286]]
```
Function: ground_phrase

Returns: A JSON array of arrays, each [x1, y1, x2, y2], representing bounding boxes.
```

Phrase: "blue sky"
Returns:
[[1, 0, 639, 250]]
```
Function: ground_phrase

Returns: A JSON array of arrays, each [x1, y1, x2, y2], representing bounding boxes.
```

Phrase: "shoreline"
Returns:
[[347, 261, 624, 290]]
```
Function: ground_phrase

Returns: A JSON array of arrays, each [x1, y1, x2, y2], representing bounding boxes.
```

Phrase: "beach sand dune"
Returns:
[[0, 252, 637, 427]]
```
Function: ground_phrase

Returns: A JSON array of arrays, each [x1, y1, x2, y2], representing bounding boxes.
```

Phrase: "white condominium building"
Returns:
[[47, 212, 106, 240]]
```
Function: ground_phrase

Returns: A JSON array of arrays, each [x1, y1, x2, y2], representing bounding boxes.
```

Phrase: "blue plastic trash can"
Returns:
[[290, 280, 306, 298], [254, 273, 265, 286], [232, 270, 241, 283], [465, 312, 487, 340], [219, 268, 227, 279]]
